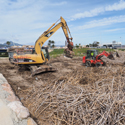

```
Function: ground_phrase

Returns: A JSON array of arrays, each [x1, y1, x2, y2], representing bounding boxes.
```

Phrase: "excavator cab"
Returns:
[[41, 47, 50, 60], [32, 47, 50, 60]]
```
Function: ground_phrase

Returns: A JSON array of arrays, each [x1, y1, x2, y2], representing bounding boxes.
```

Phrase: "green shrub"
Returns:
[[0, 52, 8, 57], [49, 48, 114, 58]]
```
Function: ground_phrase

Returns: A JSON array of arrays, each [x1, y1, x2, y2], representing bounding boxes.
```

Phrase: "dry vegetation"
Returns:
[[0, 52, 125, 125], [101, 51, 125, 65], [22, 66, 125, 125]]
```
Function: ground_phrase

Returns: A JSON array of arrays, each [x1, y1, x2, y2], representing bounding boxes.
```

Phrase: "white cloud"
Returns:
[[70, 8, 104, 21], [78, 15, 125, 29], [0, 0, 69, 44], [0, 0, 125, 45], [105, 28, 125, 32], [51, 1, 67, 6], [70, 0, 125, 21], [105, 0, 125, 11]]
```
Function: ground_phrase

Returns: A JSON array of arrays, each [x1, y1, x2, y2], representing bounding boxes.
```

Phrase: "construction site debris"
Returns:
[[18, 65, 125, 125], [0, 53, 125, 125], [101, 51, 125, 65]]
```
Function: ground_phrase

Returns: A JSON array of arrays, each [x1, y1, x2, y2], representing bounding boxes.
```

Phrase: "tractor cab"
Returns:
[[83, 49, 101, 66], [86, 50, 98, 59]]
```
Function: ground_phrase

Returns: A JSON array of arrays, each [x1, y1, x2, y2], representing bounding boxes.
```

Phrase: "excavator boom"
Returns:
[[35, 17, 73, 56]]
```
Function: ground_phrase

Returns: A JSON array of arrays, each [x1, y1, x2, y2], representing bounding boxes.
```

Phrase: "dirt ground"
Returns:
[[0, 56, 83, 124], [0, 56, 125, 125]]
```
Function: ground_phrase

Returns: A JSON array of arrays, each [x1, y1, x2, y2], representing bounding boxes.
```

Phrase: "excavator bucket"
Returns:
[[107, 51, 120, 60], [107, 54, 114, 60], [30, 65, 57, 76], [64, 48, 74, 58]]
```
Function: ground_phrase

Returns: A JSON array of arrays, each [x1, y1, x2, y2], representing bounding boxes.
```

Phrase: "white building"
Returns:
[[102, 42, 121, 48]]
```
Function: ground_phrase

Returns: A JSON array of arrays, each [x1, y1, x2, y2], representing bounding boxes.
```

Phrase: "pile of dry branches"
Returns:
[[101, 51, 125, 65], [21, 65, 125, 125]]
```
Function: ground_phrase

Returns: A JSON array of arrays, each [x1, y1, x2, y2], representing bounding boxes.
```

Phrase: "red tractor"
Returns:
[[83, 50, 111, 67]]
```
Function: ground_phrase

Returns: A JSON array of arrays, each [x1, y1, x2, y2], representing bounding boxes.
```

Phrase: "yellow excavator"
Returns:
[[12, 17, 74, 75]]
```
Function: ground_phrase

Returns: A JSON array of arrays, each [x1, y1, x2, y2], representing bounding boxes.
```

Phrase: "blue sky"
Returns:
[[0, 0, 125, 46]]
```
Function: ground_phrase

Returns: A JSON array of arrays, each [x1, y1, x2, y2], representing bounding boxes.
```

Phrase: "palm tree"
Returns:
[[79, 43, 82, 48], [48, 40, 52, 48], [6, 41, 11, 46], [75, 44, 79, 48], [51, 40, 55, 48], [48, 43, 50, 47], [52, 44, 55, 48], [48, 40, 55, 48]]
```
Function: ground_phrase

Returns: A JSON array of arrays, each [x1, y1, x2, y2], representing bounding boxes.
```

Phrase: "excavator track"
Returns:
[[30, 65, 57, 76]]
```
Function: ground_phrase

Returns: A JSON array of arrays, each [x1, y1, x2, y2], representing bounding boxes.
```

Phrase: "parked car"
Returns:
[[112, 46, 117, 49]]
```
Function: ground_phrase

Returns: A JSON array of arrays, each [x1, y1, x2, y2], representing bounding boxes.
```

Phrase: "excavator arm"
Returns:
[[35, 16, 73, 55]]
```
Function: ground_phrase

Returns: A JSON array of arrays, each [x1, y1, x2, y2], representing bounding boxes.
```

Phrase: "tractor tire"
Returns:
[[95, 62, 102, 67], [85, 61, 91, 67]]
